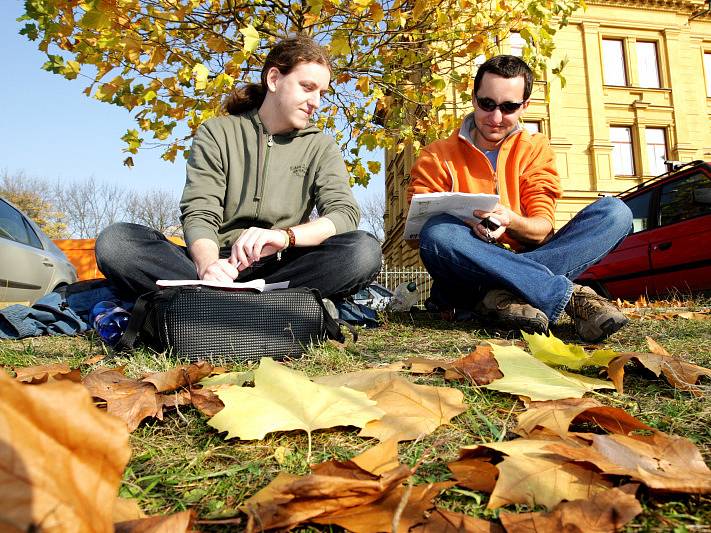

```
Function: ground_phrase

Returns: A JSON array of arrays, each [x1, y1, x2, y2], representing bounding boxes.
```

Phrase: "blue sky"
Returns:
[[0, 1, 384, 209]]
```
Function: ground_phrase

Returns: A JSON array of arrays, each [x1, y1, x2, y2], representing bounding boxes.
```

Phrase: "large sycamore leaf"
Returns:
[[481, 440, 613, 509], [484, 344, 615, 401], [238, 442, 412, 532], [114, 510, 195, 532], [315, 369, 467, 441], [499, 485, 642, 532], [515, 398, 653, 439], [522, 331, 618, 369], [447, 456, 499, 493], [0, 371, 131, 530], [607, 336, 711, 396], [547, 432, 711, 494], [208, 358, 384, 441]]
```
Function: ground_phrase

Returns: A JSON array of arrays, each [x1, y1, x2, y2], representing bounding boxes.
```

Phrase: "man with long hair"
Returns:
[[97, 36, 381, 302]]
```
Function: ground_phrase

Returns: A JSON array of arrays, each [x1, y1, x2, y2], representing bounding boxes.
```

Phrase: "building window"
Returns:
[[509, 32, 525, 57], [645, 128, 667, 176], [705, 52, 711, 97], [602, 39, 627, 86], [610, 126, 635, 176], [523, 121, 540, 134], [636, 41, 660, 88]]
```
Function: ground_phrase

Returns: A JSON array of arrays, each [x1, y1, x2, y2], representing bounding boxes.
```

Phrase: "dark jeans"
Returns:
[[95, 223, 383, 300], [419, 196, 633, 322]]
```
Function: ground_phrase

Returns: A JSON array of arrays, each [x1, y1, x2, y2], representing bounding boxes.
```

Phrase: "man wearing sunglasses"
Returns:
[[407, 55, 632, 343]]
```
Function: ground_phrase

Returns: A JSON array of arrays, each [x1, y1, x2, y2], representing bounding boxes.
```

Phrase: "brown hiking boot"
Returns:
[[474, 289, 549, 334], [565, 284, 628, 342]]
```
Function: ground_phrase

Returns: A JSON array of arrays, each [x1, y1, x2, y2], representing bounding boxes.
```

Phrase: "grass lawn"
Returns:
[[1, 304, 710, 531]]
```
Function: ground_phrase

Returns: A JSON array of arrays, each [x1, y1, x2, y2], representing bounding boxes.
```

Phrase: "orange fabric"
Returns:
[[408, 125, 562, 250], [54, 236, 185, 281]]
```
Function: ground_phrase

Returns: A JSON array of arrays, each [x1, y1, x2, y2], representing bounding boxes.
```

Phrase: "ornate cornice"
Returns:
[[587, 0, 709, 15]]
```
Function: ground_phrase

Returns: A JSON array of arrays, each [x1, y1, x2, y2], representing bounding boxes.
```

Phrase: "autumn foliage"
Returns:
[[19, 0, 582, 184]]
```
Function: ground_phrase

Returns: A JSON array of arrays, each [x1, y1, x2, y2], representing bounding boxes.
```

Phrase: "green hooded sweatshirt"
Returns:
[[180, 109, 360, 251]]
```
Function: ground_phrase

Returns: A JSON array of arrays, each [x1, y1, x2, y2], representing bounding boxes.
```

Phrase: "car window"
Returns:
[[659, 171, 711, 226], [22, 217, 44, 249], [370, 285, 393, 297], [624, 189, 654, 233], [0, 199, 42, 248]]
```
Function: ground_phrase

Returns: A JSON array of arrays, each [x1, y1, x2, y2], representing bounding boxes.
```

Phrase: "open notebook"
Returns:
[[156, 279, 290, 292]]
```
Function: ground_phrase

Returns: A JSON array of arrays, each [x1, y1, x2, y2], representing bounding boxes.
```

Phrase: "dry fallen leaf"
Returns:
[[607, 345, 711, 397], [315, 369, 467, 442], [515, 398, 653, 439], [413, 507, 503, 532], [14, 362, 82, 384], [547, 431, 711, 494], [447, 456, 499, 493], [313, 481, 454, 533], [499, 485, 642, 532], [0, 370, 131, 531], [83, 367, 164, 432], [239, 443, 412, 532], [142, 361, 213, 392], [443, 346, 503, 385], [461, 439, 613, 509], [208, 358, 384, 446], [198, 370, 253, 387], [484, 344, 615, 401], [190, 387, 225, 417]]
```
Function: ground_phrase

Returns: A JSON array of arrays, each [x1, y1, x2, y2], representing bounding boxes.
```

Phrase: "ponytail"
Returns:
[[222, 35, 331, 116], [223, 83, 266, 115]]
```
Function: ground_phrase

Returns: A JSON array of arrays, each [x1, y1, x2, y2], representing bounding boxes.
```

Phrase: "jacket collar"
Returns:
[[456, 111, 522, 150]]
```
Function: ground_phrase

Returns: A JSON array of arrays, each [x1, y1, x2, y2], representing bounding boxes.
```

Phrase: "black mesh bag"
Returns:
[[114, 286, 348, 363]]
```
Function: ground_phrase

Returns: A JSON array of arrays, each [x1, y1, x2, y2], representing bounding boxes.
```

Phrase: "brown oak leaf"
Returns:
[[142, 361, 213, 392], [413, 507, 503, 533]]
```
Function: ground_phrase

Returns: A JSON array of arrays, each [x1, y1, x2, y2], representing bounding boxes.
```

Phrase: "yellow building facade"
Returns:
[[382, 0, 711, 267]]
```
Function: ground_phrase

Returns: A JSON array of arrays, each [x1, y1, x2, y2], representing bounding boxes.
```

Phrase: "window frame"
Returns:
[[644, 127, 668, 177], [610, 125, 637, 177], [602, 38, 628, 86], [704, 50, 711, 98], [635, 40, 661, 89]]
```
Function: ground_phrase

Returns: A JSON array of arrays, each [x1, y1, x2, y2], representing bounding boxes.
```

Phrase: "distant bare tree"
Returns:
[[125, 188, 182, 236], [0, 169, 67, 238], [359, 192, 385, 242], [54, 177, 127, 238]]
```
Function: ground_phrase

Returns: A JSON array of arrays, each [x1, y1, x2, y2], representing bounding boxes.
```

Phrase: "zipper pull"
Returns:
[[267, 134, 273, 147]]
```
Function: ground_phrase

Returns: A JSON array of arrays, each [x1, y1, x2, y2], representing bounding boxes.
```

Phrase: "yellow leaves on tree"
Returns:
[[21, 0, 584, 185]]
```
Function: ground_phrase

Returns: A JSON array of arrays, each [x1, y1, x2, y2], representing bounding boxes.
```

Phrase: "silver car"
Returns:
[[0, 196, 77, 307]]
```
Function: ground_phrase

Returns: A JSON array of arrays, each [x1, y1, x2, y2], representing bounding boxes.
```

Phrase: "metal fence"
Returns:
[[376, 265, 433, 307]]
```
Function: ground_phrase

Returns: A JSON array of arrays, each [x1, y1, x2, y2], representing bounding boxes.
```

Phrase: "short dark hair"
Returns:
[[473, 55, 533, 101], [224, 35, 332, 115]]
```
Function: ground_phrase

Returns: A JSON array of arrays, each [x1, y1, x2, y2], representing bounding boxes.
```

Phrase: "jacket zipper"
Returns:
[[254, 123, 274, 218], [459, 129, 522, 196]]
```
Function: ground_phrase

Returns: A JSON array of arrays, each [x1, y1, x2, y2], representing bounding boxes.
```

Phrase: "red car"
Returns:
[[577, 160, 711, 300]]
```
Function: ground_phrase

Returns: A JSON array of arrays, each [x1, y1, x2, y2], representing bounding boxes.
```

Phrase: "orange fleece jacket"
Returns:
[[408, 120, 562, 250]]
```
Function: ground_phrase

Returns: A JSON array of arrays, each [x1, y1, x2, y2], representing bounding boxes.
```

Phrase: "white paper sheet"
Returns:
[[403, 192, 500, 240]]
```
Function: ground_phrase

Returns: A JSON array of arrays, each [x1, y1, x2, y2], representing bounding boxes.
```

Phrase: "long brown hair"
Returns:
[[223, 35, 332, 115]]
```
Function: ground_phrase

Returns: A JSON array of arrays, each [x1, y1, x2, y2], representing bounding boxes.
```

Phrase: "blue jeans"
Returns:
[[96, 223, 382, 300], [419, 197, 632, 322]]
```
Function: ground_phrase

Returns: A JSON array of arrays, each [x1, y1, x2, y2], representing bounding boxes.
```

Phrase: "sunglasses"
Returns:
[[476, 96, 525, 114]]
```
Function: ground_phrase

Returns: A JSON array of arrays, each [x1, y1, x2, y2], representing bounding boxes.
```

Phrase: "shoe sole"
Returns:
[[478, 313, 549, 335], [582, 315, 629, 343]]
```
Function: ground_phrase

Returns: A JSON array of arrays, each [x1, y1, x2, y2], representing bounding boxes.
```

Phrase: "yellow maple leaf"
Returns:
[[522, 331, 618, 370], [239, 24, 260, 53], [207, 358, 384, 450], [484, 344, 614, 401], [192, 63, 209, 90], [329, 34, 350, 56]]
